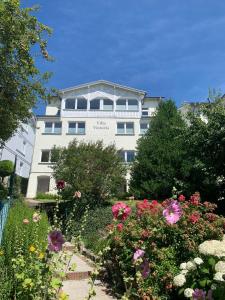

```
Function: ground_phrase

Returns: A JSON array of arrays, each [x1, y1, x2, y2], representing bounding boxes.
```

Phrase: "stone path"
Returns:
[[62, 243, 117, 300]]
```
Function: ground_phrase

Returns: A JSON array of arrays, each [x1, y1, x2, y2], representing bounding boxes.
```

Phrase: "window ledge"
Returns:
[[66, 133, 86, 135], [115, 134, 135, 136], [38, 162, 54, 165], [42, 133, 62, 135]]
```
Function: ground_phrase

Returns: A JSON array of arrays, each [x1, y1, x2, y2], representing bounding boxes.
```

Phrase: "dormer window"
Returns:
[[90, 99, 100, 110]]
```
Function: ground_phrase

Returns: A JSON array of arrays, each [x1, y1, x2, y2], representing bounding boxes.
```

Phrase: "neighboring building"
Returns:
[[26, 80, 163, 198], [0, 117, 36, 179]]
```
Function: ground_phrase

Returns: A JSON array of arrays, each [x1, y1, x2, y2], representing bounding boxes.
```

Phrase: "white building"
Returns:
[[0, 117, 36, 179], [26, 80, 162, 198]]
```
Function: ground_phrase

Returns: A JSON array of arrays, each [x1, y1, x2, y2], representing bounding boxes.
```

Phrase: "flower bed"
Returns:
[[102, 193, 225, 299]]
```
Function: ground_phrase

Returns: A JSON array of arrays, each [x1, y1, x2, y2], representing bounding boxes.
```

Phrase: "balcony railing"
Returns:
[[61, 109, 141, 119]]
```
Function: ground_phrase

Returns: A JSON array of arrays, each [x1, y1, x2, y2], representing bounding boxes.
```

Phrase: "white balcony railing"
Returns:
[[61, 109, 141, 119]]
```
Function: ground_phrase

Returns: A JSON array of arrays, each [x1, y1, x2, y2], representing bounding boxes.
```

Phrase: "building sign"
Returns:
[[93, 121, 109, 130]]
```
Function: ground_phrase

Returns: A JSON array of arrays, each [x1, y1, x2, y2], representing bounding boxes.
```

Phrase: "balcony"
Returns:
[[61, 109, 141, 119]]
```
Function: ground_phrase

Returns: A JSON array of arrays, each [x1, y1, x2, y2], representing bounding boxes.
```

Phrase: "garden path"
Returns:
[[62, 243, 116, 299]]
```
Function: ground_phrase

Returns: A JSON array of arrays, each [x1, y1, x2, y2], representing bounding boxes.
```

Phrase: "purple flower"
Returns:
[[192, 289, 206, 300], [207, 290, 214, 300], [48, 230, 65, 252], [163, 199, 182, 224], [140, 259, 150, 279], [133, 249, 145, 261]]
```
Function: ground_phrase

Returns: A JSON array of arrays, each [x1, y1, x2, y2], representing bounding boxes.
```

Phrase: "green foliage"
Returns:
[[2, 200, 49, 275], [0, 0, 54, 142], [36, 192, 58, 200], [0, 182, 8, 199], [0, 257, 11, 300], [130, 100, 187, 199], [51, 140, 126, 204], [0, 160, 14, 180], [103, 196, 225, 299]]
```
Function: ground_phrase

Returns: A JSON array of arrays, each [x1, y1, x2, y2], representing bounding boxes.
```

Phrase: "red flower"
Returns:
[[136, 199, 161, 216], [117, 223, 124, 232], [189, 192, 201, 206], [112, 202, 132, 221], [188, 211, 201, 224], [178, 194, 186, 202], [141, 229, 151, 239], [56, 180, 65, 190], [205, 213, 217, 222]]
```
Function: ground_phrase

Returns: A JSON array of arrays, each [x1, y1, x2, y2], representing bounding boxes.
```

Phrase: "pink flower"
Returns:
[[189, 212, 201, 224], [192, 288, 206, 300], [73, 191, 81, 198], [117, 223, 123, 232], [48, 230, 65, 252], [112, 202, 131, 221], [163, 200, 182, 224], [32, 212, 41, 223], [23, 219, 29, 225], [133, 249, 145, 261], [56, 180, 65, 190], [178, 194, 186, 202], [190, 192, 200, 206]]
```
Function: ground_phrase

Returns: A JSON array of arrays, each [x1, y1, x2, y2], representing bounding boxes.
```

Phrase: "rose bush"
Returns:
[[103, 193, 225, 299]]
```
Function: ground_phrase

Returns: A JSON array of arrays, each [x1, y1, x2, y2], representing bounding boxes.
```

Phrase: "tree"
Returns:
[[0, 160, 14, 182], [184, 96, 225, 206], [51, 140, 126, 205], [0, 0, 54, 142], [130, 100, 188, 199]]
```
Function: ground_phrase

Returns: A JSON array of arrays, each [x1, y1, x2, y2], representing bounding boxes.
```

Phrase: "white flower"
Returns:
[[186, 261, 197, 271], [184, 288, 194, 298], [181, 269, 189, 275], [180, 262, 187, 270], [199, 240, 225, 258], [173, 274, 186, 287], [211, 283, 217, 290], [194, 257, 203, 265], [214, 272, 225, 281], [215, 261, 225, 273]]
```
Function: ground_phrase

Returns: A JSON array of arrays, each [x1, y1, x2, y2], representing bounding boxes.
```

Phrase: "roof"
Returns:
[[59, 80, 147, 95]]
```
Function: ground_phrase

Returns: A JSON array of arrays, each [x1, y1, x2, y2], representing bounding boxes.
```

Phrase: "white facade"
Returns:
[[0, 117, 36, 178], [27, 80, 162, 198]]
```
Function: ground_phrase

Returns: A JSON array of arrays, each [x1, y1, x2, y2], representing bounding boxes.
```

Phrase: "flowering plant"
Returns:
[[103, 194, 225, 299]]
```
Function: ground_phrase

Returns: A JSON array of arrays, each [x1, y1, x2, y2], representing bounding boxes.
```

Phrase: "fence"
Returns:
[[0, 198, 12, 244]]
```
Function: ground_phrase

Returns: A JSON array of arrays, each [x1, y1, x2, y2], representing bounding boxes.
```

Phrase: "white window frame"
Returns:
[[68, 122, 86, 135], [116, 99, 139, 111], [117, 122, 134, 135], [119, 150, 135, 163], [65, 98, 87, 110], [140, 122, 150, 135], [44, 122, 62, 134], [40, 150, 51, 163]]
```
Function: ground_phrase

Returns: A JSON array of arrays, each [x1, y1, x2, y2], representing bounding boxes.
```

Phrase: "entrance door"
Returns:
[[37, 176, 50, 194]]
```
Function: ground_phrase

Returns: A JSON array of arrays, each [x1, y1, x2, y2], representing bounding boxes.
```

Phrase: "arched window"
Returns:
[[103, 99, 113, 111], [90, 99, 100, 110], [77, 98, 87, 110]]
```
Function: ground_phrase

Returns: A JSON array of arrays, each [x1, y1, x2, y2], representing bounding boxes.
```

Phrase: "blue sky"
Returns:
[[22, 0, 225, 114]]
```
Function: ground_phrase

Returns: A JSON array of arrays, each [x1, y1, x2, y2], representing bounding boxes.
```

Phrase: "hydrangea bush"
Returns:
[[103, 193, 225, 299]]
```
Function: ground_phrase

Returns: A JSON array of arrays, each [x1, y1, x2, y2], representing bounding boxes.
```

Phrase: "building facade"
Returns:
[[26, 80, 162, 198], [0, 117, 36, 179]]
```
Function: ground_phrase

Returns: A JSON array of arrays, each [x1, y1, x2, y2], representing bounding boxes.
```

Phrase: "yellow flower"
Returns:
[[29, 245, 36, 253], [0, 249, 4, 256], [38, 252, 44, 259], [58, 291, 69, 300]]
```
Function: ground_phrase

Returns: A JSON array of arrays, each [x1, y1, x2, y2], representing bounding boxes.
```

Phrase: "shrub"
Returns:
[[0, 160, 14, 181], [0, 182, 8, 199], [36, 192, 58, 200], [103, 193, 225, 299]]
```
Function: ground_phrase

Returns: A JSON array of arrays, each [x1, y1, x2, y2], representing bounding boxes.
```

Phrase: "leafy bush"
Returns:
[[51, 140, 126, 205], [103, 193, 225, 299], [0, 182, 8, 199], [0, 160, 14, 181]]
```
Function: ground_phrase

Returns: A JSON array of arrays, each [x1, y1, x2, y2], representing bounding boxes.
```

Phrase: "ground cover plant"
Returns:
[[102, 192, 225, 300]]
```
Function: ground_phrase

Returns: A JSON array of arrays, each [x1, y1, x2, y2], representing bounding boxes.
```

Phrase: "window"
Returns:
[[68, 122, 85, 134], [116, 99, 126, 110], [128, 99, 138, 111], [90, 99, 100, 110], [22, 141, 26, 154], [65, 98, 75, 109], [77, 98, 87, 110], [142, 108, 149, 117], [41, 150, 50, 162], [119, 150, 135, 163], [44, 122, 62, 134], [117, 122, 134, 135], [103, 99, 113, 111], [140, 122, 149, 134], [65, 98, 87, 110]]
